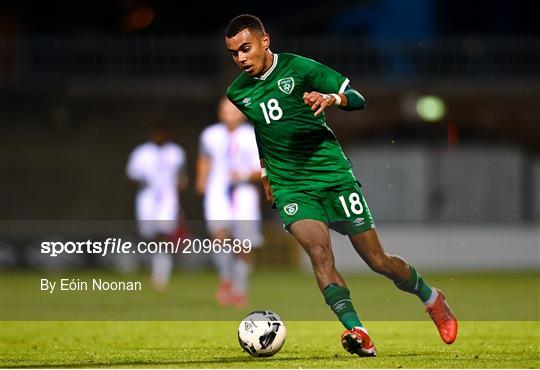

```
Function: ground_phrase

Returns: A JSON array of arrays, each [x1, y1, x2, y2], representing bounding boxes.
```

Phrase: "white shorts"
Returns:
[[135, 190, 178, 239], [204, 185, 263, 247], [136, 219, 177, 240]]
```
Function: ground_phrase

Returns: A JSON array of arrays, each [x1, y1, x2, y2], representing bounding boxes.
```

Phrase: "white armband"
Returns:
[[260, 168, 267, 178], [330, 93, 342, 106]]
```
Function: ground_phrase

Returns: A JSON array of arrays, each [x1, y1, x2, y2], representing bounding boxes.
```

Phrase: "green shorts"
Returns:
[[274, 181, 375, 236]]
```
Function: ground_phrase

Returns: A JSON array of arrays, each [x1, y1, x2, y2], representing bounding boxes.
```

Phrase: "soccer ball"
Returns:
[[237, 310, 287, 357]]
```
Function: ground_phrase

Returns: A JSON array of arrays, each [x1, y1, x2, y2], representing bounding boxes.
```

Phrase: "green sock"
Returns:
[[394, 265, 433, 303], [323, 283, 362, 330]]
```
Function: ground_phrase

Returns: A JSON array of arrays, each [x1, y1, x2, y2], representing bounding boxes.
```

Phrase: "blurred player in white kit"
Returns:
[[126, 120, 187, 291], [196, 97, 263, 308]]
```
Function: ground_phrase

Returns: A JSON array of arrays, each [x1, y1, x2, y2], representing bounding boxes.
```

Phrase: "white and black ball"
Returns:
[[237, 310, 286, 357]]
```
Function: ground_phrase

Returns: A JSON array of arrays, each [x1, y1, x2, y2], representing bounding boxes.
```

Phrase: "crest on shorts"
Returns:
[[284, 203, 298, 216], [277, 77, 295, 94]]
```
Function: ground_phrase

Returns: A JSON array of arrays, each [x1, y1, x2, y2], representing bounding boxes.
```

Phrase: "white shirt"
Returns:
[[200, 123, 260, 220], [126, 141, 186, 222]]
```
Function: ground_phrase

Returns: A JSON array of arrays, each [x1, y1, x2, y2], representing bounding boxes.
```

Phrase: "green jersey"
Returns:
[[227, 53, 355, 193]]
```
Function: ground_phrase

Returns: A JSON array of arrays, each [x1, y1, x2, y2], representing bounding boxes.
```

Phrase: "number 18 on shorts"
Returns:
[[276, 181, 375, 236]]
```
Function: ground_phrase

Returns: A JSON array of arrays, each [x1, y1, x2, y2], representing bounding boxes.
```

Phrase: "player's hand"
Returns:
[[261, 176, 274, 204], [303, 91, 335, 116]]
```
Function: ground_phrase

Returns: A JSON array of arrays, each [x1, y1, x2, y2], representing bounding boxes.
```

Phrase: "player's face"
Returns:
[[150, 128, 168, 145], [226, 29, 270, 77]]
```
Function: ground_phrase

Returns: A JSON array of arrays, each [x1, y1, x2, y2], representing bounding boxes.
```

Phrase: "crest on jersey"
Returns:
[[284, 203, 298, 216], [277, 77, 295, 94]]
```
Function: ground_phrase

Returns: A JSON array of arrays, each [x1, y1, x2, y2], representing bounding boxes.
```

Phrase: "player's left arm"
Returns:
[[301, 57, 366, 116], [303, 85, 366, 116]]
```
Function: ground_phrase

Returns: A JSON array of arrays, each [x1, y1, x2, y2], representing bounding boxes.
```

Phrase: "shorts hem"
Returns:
[[337, 224, 376, 236], [284, 217, 329, 233]]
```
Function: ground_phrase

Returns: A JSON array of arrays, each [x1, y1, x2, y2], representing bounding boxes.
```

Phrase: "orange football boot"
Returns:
[[426, 288, 458, 344]]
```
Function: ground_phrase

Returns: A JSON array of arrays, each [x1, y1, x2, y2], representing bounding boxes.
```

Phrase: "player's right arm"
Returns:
[[252, 126, 274, 204], [196, 154, 210, 195], [196, 130, 211, 195], [227, 86, 274, 204], [260, 159, 274, 204]]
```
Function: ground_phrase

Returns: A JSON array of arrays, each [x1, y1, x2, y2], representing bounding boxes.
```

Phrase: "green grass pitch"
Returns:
[[1, 270, 539, 368], [1, 321, 538, 368]]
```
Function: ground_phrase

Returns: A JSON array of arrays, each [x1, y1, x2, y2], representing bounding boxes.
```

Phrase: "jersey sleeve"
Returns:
[[302, 57, 350, 94]]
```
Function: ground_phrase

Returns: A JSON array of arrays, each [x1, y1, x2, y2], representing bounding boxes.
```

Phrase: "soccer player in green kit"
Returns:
[[225, 14, 458, 357]]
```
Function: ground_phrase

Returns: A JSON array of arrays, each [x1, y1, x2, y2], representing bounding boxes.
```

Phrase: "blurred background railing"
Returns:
[[2, 36, 540, 83]]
